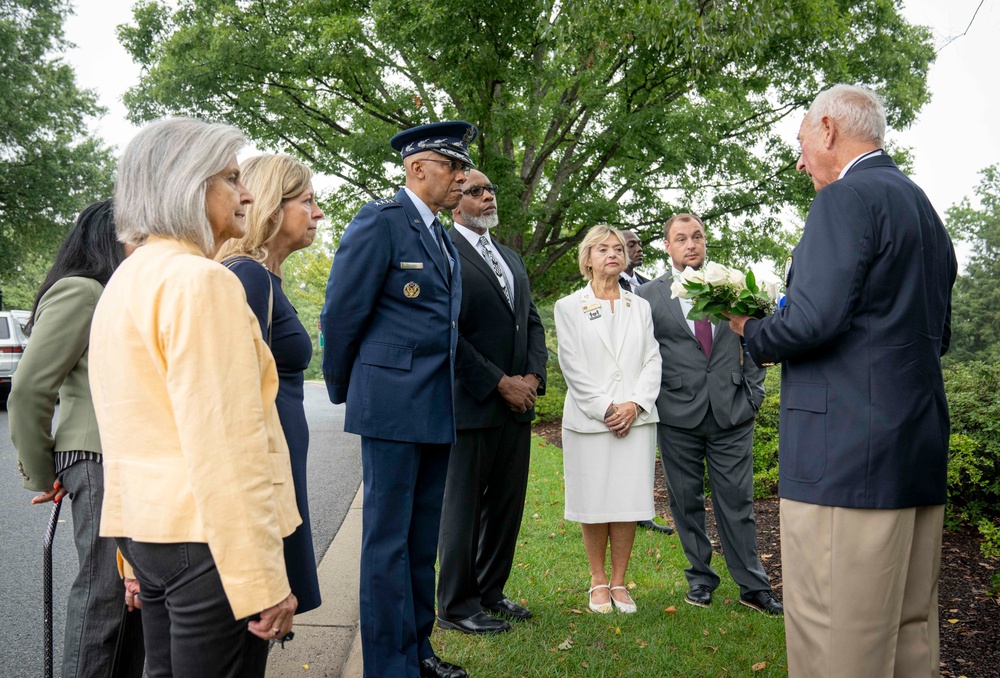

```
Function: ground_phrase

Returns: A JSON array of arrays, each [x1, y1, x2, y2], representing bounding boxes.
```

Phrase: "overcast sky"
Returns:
[[64, 0, 998, 219]]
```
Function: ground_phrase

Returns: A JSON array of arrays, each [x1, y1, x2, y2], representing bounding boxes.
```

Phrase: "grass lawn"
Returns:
[[432, 436, 787, 677]]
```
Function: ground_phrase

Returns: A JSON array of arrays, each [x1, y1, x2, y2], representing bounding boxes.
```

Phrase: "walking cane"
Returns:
[[43, 500, 62, 678]]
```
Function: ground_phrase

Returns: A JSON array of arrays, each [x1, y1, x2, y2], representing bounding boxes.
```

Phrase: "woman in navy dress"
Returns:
[[217, 154, 325, 614]]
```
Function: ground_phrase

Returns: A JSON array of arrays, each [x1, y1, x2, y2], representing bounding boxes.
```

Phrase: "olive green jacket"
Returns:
[[9, 276, 104, 491]]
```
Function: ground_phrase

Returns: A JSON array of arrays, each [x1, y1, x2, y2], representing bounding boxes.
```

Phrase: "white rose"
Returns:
[[701, 262, 729, 286], [727, 267, 747, 291], [670, 279, 688, 299], [755, 271, 782, 302], [762, 279, 781, 302], [680, 266, 704, 285]]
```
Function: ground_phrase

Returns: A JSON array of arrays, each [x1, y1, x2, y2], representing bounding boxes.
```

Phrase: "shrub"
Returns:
[[944, 362, 1000, 556]]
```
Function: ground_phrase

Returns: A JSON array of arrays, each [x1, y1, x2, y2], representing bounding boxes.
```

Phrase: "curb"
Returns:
[[266, 484, 364, 677]]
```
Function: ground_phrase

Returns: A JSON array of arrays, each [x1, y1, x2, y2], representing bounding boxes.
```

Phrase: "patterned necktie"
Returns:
[[478, 235, 513, 310], [695, 318, 713, 358]]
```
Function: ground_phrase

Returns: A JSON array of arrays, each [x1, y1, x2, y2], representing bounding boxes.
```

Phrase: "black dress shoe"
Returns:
[[484, 597, 533, 621], [684, 584, 713, 608], [637, 519, 675, 535], [420, 656, 468, 678], [436, 610, 511, 635], [740, 590, 784, 616]]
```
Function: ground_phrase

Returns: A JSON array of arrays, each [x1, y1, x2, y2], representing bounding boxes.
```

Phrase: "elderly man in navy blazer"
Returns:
[[729, 85, 957, 678], [321, 121, 475, 678]]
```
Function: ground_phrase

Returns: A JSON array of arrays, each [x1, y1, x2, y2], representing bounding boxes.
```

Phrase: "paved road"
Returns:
[[0, 382, 361, 676]]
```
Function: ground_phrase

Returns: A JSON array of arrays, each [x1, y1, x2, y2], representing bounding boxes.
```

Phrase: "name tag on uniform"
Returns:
[[582, 302, 600, 312], [400, 262, 424, 270]]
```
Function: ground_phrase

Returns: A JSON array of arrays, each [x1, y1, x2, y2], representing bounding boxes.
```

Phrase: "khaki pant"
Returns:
[[780, 499, 944, 678]]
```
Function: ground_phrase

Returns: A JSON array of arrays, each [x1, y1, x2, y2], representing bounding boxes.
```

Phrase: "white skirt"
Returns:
[[562, 425, 655, 523]]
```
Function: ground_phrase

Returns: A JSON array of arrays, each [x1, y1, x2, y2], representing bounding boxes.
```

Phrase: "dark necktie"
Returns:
[[431, 218, 451, 282], [618, 277, 630, 291], [695, 318, 713, 358]]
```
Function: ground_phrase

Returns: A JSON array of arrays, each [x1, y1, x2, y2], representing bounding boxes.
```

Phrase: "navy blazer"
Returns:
[[449, 230, 547, 429], [744, 154, 957, 509], [321, 188, 462, 444]]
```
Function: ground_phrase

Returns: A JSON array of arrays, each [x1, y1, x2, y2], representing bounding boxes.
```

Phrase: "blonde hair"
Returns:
[[115, 117, 245, 256], [215, 154, 313, 270], [578, 224, 627, 280]]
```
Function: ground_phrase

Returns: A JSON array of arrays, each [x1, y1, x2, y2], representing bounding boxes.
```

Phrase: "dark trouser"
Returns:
[[437, 419, 531, 620], [657, 408, 771, 596], [117, 540, 268, 678], [359, 438, 450, 678], [59, 460, 142, 678]]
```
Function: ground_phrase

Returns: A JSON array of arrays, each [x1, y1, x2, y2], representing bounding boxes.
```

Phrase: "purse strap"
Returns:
[[222, 256, 273, 346]]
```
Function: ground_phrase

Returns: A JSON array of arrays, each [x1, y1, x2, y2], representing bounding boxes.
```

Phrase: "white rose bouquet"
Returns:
[[671, 262, 781, 324]]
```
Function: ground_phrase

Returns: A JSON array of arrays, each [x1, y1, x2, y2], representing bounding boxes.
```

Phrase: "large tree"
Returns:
[[0, 0, 116, 307], [119, 0, 933, 294], [945, 165, 1000, 365]]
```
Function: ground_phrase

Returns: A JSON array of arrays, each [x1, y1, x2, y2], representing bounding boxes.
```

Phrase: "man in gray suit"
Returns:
[[636, 213, 781, 615]]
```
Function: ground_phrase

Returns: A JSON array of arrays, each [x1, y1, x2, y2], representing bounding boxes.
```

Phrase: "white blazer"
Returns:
[[554, 284, 661, 433]]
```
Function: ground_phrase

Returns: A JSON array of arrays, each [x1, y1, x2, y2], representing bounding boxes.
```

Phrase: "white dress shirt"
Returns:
[[404, 186, 454, 267], [672, 267, 697, 335], [453, 222, 515, 299]]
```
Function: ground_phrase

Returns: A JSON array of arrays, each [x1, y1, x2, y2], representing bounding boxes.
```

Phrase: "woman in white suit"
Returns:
[[554, 224, 662, 615]]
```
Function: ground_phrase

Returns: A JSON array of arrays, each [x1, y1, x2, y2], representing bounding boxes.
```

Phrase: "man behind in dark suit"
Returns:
[[729, 84, 956, 677], [637, 213, 781, 615], [618, 229, 650, 293], [436, 169, 548, 635], [321, 121, 475, 678], [619, 229, 675, 537]]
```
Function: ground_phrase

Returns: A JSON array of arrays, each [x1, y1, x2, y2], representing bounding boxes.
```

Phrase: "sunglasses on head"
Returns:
[[462, 184, 498, 197]]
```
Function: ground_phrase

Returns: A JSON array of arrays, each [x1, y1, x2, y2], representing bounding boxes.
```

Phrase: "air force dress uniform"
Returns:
[[321, 121, 476, 678]]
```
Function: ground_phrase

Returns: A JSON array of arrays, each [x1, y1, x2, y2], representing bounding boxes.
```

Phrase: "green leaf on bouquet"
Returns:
[[745, 269, 757, 293]]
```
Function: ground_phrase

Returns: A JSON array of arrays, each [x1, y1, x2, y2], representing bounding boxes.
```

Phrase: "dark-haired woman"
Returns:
[[9, 199, 144, 678]]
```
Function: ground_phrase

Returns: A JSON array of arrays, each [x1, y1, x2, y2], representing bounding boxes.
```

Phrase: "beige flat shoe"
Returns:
[[588, 584, 613, 614], [610, 586, 637, 614]]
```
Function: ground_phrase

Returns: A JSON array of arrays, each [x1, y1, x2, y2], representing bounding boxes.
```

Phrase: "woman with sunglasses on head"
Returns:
[[216, 154, 325, 623], [89, 118, 300, 677], [9, 200, 144, 678]]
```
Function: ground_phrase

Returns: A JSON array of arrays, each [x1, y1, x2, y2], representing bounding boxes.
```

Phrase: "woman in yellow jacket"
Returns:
[[89, 117, 301, 677]]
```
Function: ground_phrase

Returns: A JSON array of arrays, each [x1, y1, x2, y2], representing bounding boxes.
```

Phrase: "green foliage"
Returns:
[[751, 369, 782, 499], [117, 0, 934, 298], [281, 234, 334, 380], [532, 300, 565, 423], [436, 436, 786, 676], [0, 0, 116, 306], [942, 362, 1000, 557], [945, 165, 1000, 365]]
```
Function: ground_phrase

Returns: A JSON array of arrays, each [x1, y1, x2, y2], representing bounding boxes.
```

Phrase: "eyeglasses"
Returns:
[[462, 184, 498, 197], [418, 158, 472, 176]]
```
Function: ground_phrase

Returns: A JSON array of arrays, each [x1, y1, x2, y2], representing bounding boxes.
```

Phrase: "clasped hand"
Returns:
[[499, 374, 539, 413], [247, 592, 298, 641], [604, 401, 639, 438]]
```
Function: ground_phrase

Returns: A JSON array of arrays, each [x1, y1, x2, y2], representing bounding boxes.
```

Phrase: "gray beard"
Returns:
[[464, 212, 499, 230]]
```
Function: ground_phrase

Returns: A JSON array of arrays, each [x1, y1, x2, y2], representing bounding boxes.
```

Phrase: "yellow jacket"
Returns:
[[89, 236, 301, 619]]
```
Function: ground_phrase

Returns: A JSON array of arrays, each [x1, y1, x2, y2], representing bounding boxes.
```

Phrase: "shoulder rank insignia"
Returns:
[[373, 198, 401, 208]]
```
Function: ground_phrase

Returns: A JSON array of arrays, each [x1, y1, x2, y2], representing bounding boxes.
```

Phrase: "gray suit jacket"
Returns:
[[637, 274, 764, 430]]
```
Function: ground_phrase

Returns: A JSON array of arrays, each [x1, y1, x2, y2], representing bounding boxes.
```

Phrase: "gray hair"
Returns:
[[806, 84, 886, 147], [115, 117, 246, 256]]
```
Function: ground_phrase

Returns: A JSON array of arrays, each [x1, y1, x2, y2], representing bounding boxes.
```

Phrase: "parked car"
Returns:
[[9, 309, 30, 333], [0, 311, 28, 407]]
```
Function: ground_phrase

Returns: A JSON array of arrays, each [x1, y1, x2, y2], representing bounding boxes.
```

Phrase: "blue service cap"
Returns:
[[390, 121, 478, 167]]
